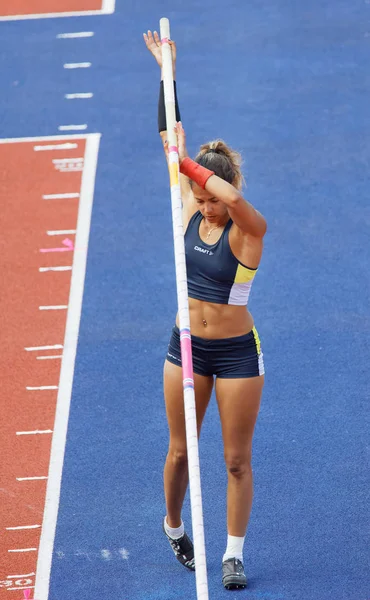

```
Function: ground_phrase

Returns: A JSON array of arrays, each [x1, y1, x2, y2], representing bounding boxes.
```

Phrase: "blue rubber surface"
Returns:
[[1, 1, 369, 598]]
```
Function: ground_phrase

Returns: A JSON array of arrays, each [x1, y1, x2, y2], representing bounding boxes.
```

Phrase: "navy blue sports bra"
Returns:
[[185, 211, 257, 305]]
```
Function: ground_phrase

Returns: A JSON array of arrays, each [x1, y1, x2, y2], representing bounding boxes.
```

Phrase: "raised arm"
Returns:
[[176, 122, 267, 239], [143, 30, 192, 204], [203, 176, 267, 238]]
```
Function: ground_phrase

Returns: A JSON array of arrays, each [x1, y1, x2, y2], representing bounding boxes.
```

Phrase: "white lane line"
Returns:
[[6, 526, 40, 531], [65, 93, 93, 100], [58, 125, 87, 131], [37, 356, 63, 361], [7, 586, 35, 591], [34, 143, 78, 152], [25, 345, 63, 351], [64, 63, 91, 69], [102, 0, 116, 13], [0, 134, 92, 144], [57, 32, 94, 39], [47, 230, 76, 236], [43, 193, 79, 199], [59, 167, 83, 172], [26, 386, 58, 391], [35, 133, 101, 600], [52, 158, 84, 164], [39, 306, 68, 310], [8, 548, 37, 553], [39, 267, 72, 272], [16, 430, 53, 436], [17, 477, 48, 482], [0, 10, 109, 20], [7, 572, 35, 578]]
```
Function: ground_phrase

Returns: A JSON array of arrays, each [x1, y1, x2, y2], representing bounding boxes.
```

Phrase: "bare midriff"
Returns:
[[175, 297, 254, 339]]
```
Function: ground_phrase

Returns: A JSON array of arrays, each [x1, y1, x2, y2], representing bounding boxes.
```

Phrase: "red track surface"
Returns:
[[0, 137, 86, 596], [0, 0, 103, 17]]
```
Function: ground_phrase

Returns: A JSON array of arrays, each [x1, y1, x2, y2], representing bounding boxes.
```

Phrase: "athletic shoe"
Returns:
[[222, 558, 247, 590], [162, 522, 195, 570]]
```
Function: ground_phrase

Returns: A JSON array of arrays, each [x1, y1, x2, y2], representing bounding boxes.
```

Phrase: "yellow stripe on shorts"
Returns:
[[252, 326, 261, 355]]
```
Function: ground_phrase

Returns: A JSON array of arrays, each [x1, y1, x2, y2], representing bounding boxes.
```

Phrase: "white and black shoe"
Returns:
[[162, 522, 195, 570], [222, 558, 247, 590]]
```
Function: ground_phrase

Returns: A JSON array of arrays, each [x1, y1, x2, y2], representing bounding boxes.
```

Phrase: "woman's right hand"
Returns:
[[143, 30, 176, 70], [175, 122, 188, 163]]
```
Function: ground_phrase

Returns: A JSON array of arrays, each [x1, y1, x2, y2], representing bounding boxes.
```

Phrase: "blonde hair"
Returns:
[[194, 139, 244, 190]]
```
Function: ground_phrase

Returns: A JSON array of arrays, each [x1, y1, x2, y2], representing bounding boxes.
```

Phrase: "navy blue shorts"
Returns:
[[166, 326, 265, 379]]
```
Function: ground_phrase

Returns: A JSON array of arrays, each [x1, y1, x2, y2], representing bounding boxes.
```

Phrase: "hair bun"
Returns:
[[195, 139, 244, 190]]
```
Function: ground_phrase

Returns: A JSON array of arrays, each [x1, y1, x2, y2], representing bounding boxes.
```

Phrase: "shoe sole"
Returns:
[[223, 577, 247, 590]]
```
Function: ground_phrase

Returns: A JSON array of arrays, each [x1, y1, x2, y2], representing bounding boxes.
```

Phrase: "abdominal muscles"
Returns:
[[175, 298, 254, 339]]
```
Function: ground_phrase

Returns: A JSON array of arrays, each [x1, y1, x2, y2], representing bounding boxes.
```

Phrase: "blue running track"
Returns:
[[1, 1, 369, 598]]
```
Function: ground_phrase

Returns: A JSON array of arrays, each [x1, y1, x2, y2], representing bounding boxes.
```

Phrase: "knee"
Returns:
[[225, 454, 252, 479], [167, 447, 188, 469]]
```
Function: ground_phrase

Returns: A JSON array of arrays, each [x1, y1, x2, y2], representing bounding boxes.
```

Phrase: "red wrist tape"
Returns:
[[179, 157, 214, 189]]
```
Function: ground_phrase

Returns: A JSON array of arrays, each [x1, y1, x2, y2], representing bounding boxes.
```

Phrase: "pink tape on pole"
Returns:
[[180, 329, 194, 388], [161, 37, 169, 44], [168, 146, 178, 154], [23, 590, 31, 600]]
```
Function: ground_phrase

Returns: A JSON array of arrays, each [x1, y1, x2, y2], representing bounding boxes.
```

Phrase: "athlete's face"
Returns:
[[192, 183, 228, 223]]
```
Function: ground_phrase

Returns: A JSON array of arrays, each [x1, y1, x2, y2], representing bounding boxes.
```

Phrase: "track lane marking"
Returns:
[[57, 32, 94, 39], [39, 267, 72, 272], [25, 345, 63, 351], [43, 193, 79, 199], [58, 125, 87, 131], [34, 144, 78, 152], [65, 93, 93, 99], [16, 431, 53, 436], [26, 386, 58, 391], [6, 526, 40, 531], [39, 306, 68, 310], [64, 63, 91, 69], [7, 573, 35, 578], [47, 230, 76, 235], [16, 477, 48, 482], [7, 586, 35, 591], [8, 549, 37, 553]]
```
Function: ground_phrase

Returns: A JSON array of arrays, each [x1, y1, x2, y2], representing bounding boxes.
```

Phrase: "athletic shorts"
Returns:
[[166, 325, 265, 379]]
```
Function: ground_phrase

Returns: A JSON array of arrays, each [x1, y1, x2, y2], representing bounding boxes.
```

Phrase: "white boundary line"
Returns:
[[34, 133, 101, 600], [0, 1, 116, 21], [0, 134, 94, 144], [102, 0, 116, 13]]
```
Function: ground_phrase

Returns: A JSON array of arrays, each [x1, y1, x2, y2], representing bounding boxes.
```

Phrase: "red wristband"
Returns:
[[179, 157, 214, 189]]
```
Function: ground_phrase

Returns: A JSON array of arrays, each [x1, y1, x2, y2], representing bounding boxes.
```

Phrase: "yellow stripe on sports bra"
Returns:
[[234, 264, 258, 284], [252, 326, 261, 355]]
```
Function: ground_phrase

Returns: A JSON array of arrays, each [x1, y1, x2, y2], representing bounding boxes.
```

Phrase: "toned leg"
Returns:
[[163, 360, 214, 527], [215, 375, 264, 536]]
